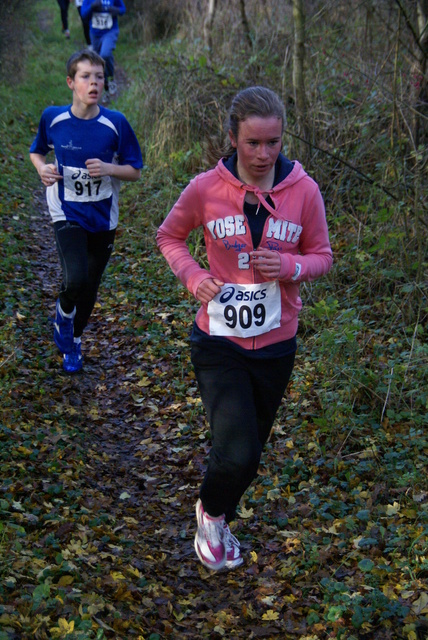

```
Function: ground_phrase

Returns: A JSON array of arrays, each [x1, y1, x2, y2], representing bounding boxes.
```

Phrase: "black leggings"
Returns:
[[77, 6, 91, 45], [56, 0, 70, 31], [54, 221, 115, 338], [191, 340, 295, 522]]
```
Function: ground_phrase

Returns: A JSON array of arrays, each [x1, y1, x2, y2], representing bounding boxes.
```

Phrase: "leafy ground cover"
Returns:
[[0, 1, 427, 639]]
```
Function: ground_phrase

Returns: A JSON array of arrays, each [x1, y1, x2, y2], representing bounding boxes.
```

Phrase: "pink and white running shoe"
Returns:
[[194, 499, 226, 570], [224, 522, 244, 569]]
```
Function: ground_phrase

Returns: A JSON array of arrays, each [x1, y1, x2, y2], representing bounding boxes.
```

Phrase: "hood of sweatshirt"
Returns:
[[215, 152, 309, 216]]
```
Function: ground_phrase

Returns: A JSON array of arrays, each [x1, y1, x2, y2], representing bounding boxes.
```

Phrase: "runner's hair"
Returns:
[[227, 86, 285, 142], [67, 49, 105, 79], [206, 86, 285, 164]]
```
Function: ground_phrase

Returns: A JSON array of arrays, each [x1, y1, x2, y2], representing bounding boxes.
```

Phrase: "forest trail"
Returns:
[[22, 176, 261, 638], [2, 2, 426, 637]]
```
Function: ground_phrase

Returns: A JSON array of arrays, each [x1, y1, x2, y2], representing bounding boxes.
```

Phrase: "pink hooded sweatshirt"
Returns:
[[157, 157, 333, 350]]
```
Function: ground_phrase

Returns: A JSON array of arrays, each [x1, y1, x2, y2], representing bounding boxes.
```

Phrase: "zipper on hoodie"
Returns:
[[242, 193, 274, 350]]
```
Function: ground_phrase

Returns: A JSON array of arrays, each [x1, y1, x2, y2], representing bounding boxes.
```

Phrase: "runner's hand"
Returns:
[[85, 158, 109, 177], [196, 278, 224, 304], [39, 164, 62, 187], [250, 249, 281, 279]]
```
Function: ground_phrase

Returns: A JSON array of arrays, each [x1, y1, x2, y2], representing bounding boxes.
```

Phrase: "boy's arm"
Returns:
[[80, 0, 98, 18], [85, 158, 141, 182], [112, 164, 141, 182], [111, 0, 126, 15], [29, 153, 62, 187]]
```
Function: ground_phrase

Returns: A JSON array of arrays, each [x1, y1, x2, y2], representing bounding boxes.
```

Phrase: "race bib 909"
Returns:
[[208, 281, 281, 338]]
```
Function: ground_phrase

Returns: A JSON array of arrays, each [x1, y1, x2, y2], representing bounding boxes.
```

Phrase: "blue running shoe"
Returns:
[[63, 340, 82, 373], [54, 300, 75, 354]]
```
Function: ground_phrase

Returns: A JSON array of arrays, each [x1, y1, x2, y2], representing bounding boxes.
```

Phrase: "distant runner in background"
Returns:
[[56, 0, 71, 38], [29, 50, 142, 373], [81, 0, 126, 96], [157, 86, 333, 571], [75, 0, 91, 46]]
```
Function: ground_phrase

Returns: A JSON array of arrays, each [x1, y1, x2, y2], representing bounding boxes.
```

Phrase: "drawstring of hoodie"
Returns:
[[240, 183, 277, 216]]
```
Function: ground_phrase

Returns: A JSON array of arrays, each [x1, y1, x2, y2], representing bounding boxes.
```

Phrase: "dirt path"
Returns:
[[24, 189, 269, 638], [27, 189, 149, 491], [27, 188, 212, 580]]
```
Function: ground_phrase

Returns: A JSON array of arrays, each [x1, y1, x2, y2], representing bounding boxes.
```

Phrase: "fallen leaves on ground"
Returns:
[[0, 197, 427, 640]]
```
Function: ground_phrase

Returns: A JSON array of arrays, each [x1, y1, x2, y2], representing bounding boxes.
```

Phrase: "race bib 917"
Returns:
[[208, 281, 281, 338], [63, 166, 112, 202]]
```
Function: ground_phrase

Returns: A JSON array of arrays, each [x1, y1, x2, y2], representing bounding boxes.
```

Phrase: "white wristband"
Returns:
[[291, 263, 301, 281]]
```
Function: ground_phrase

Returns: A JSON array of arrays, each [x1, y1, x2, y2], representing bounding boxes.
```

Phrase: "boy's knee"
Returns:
[[66, 276, 88, 300]]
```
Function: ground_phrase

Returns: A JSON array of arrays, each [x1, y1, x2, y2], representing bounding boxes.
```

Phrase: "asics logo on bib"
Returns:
[[219, 287, 235, 303], [72, 168, 92, 180], [219, 286, 267, 304]]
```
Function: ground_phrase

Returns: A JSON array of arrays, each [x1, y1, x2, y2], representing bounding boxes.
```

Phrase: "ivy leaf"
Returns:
[[358, 558, 375, 572]]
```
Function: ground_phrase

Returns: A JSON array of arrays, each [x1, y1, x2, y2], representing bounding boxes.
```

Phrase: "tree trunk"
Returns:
[[239, 0, 252, 49], [292, 0, 310, 164], [414, 0, 428, 146], [203, 0, 217, 54], [395, 0, 428, 146]]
